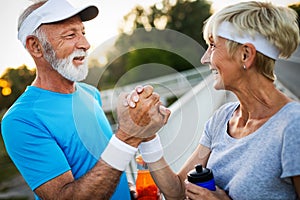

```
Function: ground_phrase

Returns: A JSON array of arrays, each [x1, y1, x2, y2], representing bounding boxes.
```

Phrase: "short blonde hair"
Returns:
[[203, 1, 300, 81]]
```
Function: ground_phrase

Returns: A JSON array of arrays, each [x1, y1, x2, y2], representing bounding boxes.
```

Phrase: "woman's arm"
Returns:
[[147, 144, 211, 200]]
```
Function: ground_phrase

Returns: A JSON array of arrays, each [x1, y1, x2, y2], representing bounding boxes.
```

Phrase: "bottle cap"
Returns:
[[187, 164, 214, 183], [136, 154, 148, 170]]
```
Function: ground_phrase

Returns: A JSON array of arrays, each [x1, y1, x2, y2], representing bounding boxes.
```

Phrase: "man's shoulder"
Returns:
[[2, 87, 38, 119], [76, 82, 100, 95], [76, 82, 102, 106]]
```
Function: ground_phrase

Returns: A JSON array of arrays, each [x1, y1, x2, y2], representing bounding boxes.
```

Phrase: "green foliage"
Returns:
[[0, 66, 36, 113], [165, 0, 211, 47], [97, 0, 211, 90], [0, 143, 19, 183], [290, 3, 300, 15], [98, 48, 195, 89], [289, 3, 300, 28], [121, 0, 211, 46]]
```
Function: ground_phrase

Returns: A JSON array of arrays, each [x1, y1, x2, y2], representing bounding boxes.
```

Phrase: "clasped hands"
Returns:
[[117, 85, 171, 143]]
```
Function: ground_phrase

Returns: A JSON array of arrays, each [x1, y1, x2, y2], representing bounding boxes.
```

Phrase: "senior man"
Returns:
[[1, 0, 170, 199]]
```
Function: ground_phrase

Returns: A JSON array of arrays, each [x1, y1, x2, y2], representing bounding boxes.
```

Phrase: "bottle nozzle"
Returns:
[[195, 164, 203, 173]]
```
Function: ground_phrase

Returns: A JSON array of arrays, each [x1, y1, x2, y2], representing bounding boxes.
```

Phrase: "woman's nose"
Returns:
[[201, 49, 211, 65]]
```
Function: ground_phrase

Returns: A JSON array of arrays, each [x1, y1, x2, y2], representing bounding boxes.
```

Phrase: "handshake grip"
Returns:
[[100, 86, 169, 171], [116, 88, 171, 140]]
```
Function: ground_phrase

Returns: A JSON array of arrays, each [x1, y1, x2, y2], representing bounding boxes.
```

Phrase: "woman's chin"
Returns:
[[213, 81, 225, 90]]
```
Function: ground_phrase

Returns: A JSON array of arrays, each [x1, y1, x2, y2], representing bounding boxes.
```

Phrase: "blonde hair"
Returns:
[[203, 1, 300, 81]]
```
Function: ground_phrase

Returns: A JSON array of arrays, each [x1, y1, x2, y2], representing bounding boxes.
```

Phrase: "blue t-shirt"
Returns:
[[1, 82, 131, 200]]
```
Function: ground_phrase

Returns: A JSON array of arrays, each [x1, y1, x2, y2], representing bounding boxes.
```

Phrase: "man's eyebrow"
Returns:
[[61, 26, 86, 34]]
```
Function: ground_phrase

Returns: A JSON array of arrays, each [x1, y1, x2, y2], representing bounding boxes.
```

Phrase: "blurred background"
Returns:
[[1, 0, 299, 199]]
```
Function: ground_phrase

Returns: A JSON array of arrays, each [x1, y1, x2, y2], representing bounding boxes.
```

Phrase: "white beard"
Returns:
[[44, 47, 88, 82]]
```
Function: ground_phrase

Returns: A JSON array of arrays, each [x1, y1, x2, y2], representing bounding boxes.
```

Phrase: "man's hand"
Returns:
[[116, 85, 170, 143]]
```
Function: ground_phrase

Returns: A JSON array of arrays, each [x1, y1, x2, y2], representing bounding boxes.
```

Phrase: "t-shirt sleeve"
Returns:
[[2, 117, 71, 190], [281, 116, 300, 178], [199, 102, 239, 150], [199, 119, 213, 149]]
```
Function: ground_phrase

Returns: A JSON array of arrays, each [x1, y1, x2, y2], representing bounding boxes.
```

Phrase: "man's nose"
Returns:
[[76, 35, 91, 51]]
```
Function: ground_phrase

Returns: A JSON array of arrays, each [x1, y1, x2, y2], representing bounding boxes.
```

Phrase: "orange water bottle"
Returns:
[[136, 155, 159, 200]]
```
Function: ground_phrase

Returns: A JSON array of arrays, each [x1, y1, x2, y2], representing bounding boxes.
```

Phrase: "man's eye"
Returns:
[[64, 33, 76, 39]]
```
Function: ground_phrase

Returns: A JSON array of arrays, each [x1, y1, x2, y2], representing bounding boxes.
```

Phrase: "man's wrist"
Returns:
[[101, 134, 138, 171], [115, 128, 143, 148]]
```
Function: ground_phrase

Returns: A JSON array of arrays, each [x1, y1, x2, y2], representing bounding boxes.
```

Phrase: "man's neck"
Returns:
[[32, 68, 76, 94]]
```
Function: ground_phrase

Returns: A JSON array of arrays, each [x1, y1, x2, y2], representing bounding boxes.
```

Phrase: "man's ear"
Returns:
[[241, 43, 256, 69], [26, 36, 43, 58]]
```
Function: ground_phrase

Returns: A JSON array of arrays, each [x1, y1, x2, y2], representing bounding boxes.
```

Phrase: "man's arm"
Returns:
[[35, 157, 123, 199], [35, 129, 143, 199], [34, 86, 170, 199]]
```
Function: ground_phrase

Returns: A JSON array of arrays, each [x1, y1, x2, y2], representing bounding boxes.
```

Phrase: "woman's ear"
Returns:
[[241, 43, 256, 68], [25, 36, 43, 58]]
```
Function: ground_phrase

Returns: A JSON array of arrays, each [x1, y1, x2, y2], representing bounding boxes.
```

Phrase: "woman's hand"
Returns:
[[185, 181, 231, 200]]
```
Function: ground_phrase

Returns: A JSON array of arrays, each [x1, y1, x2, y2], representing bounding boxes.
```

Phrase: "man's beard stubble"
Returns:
[[42, 41, 88, 82]]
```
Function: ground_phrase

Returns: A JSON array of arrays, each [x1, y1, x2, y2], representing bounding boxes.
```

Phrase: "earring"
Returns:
[[243, 65, 247, 70]]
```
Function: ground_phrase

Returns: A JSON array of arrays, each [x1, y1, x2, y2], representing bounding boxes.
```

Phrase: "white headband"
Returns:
[[216, 21, 279, 60], [18, 0, 99, 47]]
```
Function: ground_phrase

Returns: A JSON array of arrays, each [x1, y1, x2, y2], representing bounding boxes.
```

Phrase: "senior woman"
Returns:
[[126, 1, 300, 199]]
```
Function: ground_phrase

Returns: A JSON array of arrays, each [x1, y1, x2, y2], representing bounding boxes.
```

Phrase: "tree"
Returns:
[[289, 3, 300, 28], [0, 66, 36, 113], [95, 0, 211, 90], [120, 0, 211, 47]]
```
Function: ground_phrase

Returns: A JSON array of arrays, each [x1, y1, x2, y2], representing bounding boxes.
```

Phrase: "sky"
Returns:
[[0, 0, 299, 76]]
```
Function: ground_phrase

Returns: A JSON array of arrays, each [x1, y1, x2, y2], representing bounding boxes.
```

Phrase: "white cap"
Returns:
[[18, 0, 99, 46]]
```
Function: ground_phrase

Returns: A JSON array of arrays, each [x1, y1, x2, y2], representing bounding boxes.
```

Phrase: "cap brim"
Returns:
[[78, 5, 99, 22], [44, 5, 99, 24]]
